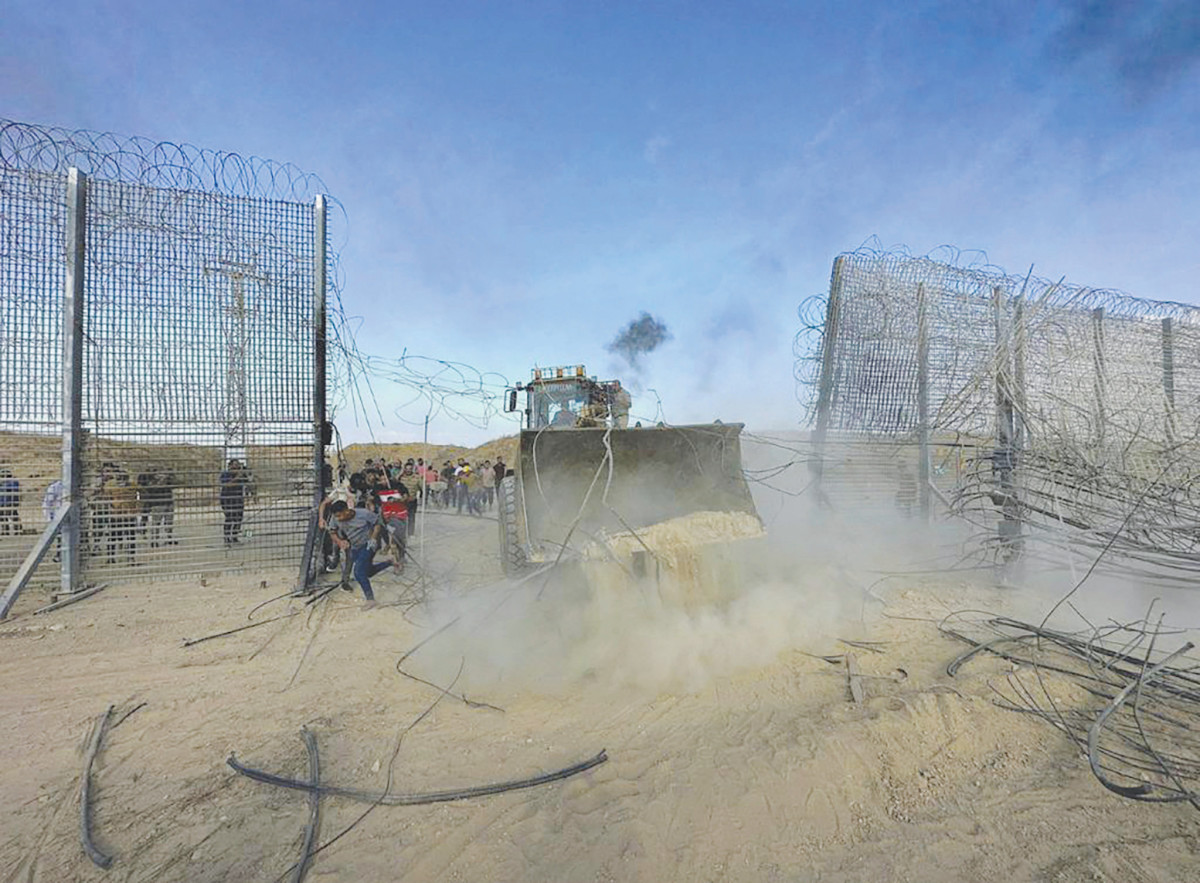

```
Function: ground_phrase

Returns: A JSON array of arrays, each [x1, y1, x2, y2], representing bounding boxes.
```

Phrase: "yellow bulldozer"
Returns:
[[499, 365, 763, 584]]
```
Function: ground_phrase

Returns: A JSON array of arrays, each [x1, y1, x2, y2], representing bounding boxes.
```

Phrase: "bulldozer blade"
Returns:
[[516, 423, 759, 561]]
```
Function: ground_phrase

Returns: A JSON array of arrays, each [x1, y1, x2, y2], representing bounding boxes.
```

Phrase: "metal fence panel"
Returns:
[[0, 168, 66, 588], [1, 120, 329, 595], [798, 248, 1200, 574]]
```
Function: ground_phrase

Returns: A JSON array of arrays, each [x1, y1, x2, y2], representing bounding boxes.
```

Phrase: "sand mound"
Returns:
[[579, 510, 766, 612]]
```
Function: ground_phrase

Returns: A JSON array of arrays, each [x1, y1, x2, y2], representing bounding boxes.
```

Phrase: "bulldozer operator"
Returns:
[[551, 406, 579, 428]]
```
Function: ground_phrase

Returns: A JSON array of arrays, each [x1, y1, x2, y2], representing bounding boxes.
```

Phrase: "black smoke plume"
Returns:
[[606, 312, 672, 368]]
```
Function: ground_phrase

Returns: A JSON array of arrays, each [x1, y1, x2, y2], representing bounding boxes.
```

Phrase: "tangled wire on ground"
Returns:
[[942, 607, 1200, 810]]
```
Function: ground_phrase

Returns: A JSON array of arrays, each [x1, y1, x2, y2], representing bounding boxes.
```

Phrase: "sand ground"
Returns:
[[1, 507, 1198, 882]]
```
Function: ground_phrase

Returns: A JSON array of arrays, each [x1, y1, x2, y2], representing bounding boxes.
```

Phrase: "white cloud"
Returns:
[[643, 134, 671, 164]]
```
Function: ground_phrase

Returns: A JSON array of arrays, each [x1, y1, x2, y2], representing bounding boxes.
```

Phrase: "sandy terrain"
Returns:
[[2, 497, 1198, 882]]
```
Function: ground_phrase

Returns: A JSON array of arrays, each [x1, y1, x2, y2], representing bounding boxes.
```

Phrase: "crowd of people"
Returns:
[[0, 459, 257, 565], [315, 454, 511, 608], [336, 456, 510, 516], [6, 449, 516, 608], [87, 459, 253, 562]]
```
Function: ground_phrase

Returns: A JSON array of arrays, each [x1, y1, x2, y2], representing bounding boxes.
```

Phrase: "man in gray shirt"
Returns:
[[329, 501, 392, 608]]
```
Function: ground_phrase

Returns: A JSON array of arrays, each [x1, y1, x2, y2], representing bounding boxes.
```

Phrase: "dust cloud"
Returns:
[[406, 433, 967, 699], [408, 432, 1200, 701], [410, 553, 853, 697]]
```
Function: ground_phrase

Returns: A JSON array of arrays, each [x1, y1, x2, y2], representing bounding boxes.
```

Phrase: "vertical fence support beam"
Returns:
[[1092, 307, 1107, 454], [314, 194, 327, 496], [1162, 317, 1176, 448], [1013, 296, 1027, 452], [811, 256, 845, 496], [993, 287, 1015, 453], [296, 195, 327, 593], [61, 168, 87, 594], [993, 286, 1020, 566], [915, 282, 931, 519]]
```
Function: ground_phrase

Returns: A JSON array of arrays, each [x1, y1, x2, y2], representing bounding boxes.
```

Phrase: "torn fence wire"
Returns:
[[942, 610, 1200, 809], [292, 728, 321, 883], [79, 705, 115, 869], [795, 245, 1200, 579], [227, 748, 608, 806], [181, 610, 301, 647]]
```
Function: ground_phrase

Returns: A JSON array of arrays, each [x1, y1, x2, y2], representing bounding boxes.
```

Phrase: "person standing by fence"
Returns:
[[455, 463, 473, 514], [107, 472, 140, 564], [440, 461, 456, 507], [42, 478, 62, 561], [427, 467, 444, 509], [219, 459, 252, 544], [88, 463, 117, 555], [0, 468, 21, 536], [480, 459, 496, 510], [139, 469, 176, 548]]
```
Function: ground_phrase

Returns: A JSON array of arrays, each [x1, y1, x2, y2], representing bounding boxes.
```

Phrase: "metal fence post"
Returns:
[[915, 282, 931, 519], [1162, 317, 1176, 447], [993, 286, 1021, 565], [1013, 295, 1027, 451], [812, 256, 845, 493], [61, 168, 87, 593], [296, 195, 327, 592], [314, 194, 327, 492], [993, 287, 1015, 452]]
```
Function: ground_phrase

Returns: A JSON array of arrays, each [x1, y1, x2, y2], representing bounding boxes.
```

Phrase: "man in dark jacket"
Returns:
[[440, 461, 456, 507], [0, 468, 20, 536], [219, 459, 252, 544]]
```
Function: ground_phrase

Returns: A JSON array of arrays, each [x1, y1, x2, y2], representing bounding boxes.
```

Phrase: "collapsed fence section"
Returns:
[[0, 120, 331, 606], [796, 249, 1200, 577]]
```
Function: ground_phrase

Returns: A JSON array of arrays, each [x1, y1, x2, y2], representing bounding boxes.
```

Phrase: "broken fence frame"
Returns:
[[811, 257, 1019, 533], [0, 502, 73, 619]]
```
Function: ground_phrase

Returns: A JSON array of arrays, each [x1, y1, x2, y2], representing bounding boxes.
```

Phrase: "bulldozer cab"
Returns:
[[530, 379, 589, 430], [505, 366, 621, 430]]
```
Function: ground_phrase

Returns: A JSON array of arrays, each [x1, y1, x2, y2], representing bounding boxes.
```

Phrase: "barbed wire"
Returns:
[[1, 117, 366, 430], [362, 352, 513, 431], [0, 118, 328, 202], [795, 244, 1200, 436]]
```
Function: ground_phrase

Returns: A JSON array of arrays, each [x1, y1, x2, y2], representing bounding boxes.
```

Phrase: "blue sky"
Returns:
[[4, 1, 1199, 444]]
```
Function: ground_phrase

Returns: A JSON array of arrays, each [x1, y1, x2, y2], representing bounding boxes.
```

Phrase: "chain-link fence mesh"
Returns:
[[0, 165, 68, 590], [1, 120, 330, 597], [796, 248, 1200, 577]]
